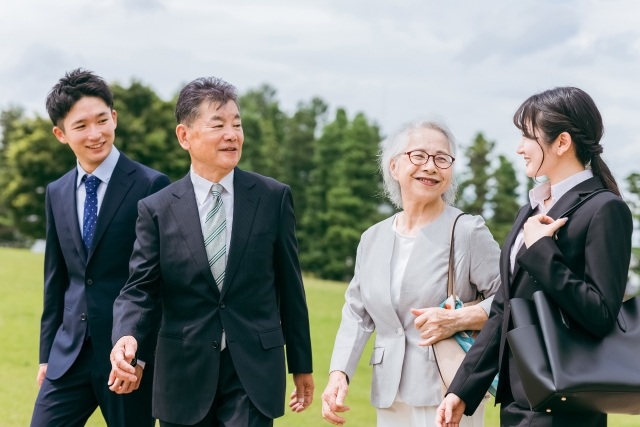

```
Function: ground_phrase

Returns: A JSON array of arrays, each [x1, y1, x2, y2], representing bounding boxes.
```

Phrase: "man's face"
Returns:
[[177, 100, 244, 178], [52, 96, 117, 173]]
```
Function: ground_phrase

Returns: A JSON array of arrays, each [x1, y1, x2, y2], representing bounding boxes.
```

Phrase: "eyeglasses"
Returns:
[[403, 150, 455, 169]]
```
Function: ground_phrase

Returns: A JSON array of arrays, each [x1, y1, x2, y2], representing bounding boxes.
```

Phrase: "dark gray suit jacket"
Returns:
[[112, 167, 313, 424]]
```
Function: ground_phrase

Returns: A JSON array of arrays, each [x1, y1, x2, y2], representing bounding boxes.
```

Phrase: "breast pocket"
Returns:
[[105, 219, 136, 235]]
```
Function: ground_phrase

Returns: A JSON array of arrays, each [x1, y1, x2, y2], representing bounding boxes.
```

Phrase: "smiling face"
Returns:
[[52, 96, 117, 173], [390, 127, 453, 207], [176, 100, 244, 182], [516, 123, 553, 179]]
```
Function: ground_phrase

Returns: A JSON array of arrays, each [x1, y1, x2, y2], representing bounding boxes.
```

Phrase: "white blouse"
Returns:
[[390, 216, 416, 313]]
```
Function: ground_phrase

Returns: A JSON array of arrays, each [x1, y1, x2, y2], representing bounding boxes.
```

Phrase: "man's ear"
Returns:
[[555, 132, 573, 157], [111, 109, 117, 129], [52, 126, 67, 144], [176, 124, 190, 151]]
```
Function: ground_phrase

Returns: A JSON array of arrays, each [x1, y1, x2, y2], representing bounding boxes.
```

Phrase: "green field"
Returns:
[[0, 247, 637, 426]]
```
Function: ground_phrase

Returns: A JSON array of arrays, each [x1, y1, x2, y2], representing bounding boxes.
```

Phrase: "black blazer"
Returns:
[[112, 168, 313, 424], [40, 153, 170, 380], [448, 177, 633, 414]]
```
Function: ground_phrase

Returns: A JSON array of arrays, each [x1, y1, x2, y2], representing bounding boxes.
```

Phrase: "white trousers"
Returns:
[[377, 394, 485, 427]]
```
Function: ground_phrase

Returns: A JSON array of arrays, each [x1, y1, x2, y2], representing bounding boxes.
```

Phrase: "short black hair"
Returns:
[[175, 77, 238, 126], [46, 68, 113, 128]]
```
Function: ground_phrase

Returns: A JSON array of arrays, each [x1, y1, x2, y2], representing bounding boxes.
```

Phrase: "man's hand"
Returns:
[[289, 373, 314, 413], [524, 214, 567, 248], [321, 371, 350, 425], [110, 364, 144, 394], [435, 393, 466, 427], [411, 307, 459, 346], [37, 364, 47, 388], [108, 335, 138, 393]]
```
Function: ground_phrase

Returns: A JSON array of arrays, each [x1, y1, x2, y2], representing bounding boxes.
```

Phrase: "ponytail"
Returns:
[[591, 154, 621, 197]]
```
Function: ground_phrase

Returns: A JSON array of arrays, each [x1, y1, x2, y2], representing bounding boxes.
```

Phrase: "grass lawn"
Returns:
[[0, 246, 637, 426]]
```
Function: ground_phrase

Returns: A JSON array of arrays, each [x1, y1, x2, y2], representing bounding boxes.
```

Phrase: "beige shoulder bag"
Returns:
[[432, 213, 484, 397]]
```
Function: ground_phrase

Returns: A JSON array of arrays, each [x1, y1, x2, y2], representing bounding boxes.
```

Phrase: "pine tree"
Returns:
[[488, 155, 520, 246], [457, 133, 494, 216]]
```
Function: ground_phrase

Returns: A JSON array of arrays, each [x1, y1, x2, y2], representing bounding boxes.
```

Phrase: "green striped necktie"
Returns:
[[204, 183, 227, 350]]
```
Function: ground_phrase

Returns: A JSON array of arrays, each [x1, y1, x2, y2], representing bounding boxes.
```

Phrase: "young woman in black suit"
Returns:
[[435, 87, 633, 427]]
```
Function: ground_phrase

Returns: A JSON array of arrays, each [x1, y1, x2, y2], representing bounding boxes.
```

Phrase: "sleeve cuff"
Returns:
[[137, 360, 146, 369]]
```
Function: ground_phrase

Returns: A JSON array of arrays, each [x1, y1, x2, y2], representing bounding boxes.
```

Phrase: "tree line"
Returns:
[[1, 80, 639, 282]]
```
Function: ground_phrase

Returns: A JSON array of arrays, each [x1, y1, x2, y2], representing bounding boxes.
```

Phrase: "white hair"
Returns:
[[379, 117, 459, 209]]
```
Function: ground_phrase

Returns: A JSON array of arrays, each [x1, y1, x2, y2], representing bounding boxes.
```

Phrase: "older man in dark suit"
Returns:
[[109, 77, 314, 426]]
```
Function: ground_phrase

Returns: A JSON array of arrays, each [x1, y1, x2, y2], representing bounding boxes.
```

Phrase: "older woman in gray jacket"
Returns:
[[320, 118, 501, 427]]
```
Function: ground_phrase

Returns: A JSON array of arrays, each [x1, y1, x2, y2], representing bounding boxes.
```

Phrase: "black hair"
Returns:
[[175, 77, 238, 126], [513, 86, 620, 196], [45, 68, 114, 129]]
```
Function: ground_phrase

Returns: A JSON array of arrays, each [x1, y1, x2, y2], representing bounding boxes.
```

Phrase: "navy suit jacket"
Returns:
[[40, 153, 170, 380], [112, 168, 313, 424]]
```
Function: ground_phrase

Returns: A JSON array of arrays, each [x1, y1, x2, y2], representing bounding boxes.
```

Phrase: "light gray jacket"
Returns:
[[329, 206, 501, 408]]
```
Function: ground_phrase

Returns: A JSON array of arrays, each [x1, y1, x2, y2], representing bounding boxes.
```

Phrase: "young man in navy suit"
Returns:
[[30, 69, 171, 426]]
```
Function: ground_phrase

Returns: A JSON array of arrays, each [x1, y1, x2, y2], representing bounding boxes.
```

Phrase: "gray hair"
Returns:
[[175, 77, 238, 126], [379, 117, 459, 209]]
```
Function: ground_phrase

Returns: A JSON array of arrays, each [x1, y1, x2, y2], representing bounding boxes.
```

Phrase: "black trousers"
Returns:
[[30, 339, 154, 427], [160, 348, 272, 427]]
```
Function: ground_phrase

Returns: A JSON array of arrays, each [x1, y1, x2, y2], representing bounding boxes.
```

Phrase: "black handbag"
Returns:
[[506, 189, 640, 415]]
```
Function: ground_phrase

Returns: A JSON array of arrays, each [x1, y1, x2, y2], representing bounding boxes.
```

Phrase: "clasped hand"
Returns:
[[523, 214, 567, 248], [411, 307, 458, 346], [108, 335, 142, 394]]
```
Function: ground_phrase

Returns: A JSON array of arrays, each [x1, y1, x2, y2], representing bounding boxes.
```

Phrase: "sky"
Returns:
[[2, 0, 640, 195]]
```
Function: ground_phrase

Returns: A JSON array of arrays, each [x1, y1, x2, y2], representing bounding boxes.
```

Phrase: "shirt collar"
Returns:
[[529, 169, 594, 210], [76, 145, 121, 188], [189, 166, 235, 206]]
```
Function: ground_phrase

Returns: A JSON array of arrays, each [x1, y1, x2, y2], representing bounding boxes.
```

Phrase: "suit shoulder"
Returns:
[[241, 170, 288, 193], [138, 179, 178, 208], [47, 169, 76, 192], [129, 159, 169, 182], [360, 216, 395, 242]]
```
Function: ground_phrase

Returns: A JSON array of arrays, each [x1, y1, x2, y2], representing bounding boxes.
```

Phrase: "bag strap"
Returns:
[[447, 213, 469, 301], [553, 188, 612, 240]]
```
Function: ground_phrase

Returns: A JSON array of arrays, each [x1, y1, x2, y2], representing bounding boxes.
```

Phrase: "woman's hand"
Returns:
[[411, 307, 459, 346], [523, 214, 567, 248], [321, 371, 350, 425], [435, 393, 466, 427]]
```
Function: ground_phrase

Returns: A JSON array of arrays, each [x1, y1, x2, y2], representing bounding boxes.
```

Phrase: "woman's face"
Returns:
[[517, 127, 548, 179], [390, 128, 453, 206]]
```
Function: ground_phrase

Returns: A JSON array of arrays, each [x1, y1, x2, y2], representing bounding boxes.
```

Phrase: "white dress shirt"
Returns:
[[509, 169, 594, 274], [390, 215, 416, 313], [76, 145, 120, 233], [189, 167, 234, 263]]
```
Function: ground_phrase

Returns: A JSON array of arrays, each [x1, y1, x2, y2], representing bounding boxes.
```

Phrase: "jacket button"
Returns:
[[397, 328, 403, 336], [212, 341, 219, 349], [86, 279, 93, 285], [80, 313, 87, 321], [220, 301, 226, 309]]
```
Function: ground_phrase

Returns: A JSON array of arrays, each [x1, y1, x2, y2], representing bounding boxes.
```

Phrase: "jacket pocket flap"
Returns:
[[369, 347, 384, 365], [258, 328, 285, 349]]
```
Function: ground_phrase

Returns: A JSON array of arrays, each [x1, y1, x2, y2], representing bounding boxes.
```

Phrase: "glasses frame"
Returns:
[[403, 150, 455, 169]]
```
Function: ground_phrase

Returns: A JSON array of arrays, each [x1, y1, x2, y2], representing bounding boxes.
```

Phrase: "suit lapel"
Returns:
[[509, 177, 604, 285], [220, 168, 259, 299], [87, 155, 136, 262], [504, 204, 534, 289], [61, 169, 87, 264], [170, 175, 219, 293]]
